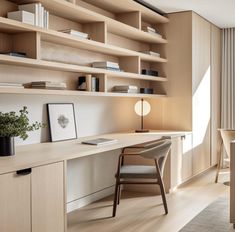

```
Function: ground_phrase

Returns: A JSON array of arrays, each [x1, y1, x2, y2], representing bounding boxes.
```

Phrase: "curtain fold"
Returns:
[[221, 28, 235, 129]]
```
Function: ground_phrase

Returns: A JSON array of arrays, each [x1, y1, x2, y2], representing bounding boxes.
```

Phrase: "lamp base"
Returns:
[[135, 129, 149, 133]]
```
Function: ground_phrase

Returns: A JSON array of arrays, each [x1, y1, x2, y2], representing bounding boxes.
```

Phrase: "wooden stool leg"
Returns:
[[215, 140, 223, 183]]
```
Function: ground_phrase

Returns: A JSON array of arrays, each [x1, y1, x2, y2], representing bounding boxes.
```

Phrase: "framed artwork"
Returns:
[[47, 103, 77, 142]]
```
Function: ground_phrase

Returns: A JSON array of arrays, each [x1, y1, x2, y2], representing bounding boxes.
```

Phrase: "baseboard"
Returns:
[[67, 185, 115, 213], [177, 165, 217, 188]]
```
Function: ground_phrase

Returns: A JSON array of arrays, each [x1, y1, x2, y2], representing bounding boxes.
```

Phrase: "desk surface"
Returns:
[[0, 131, 191, 175]]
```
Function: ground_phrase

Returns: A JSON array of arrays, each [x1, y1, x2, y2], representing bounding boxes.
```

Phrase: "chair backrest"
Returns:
[[219, 129, 235, 158], [139, 140, 171, 176]]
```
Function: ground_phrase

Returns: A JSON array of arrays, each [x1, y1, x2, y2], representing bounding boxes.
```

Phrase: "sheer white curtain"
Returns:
[[221, 28, 235, 129]]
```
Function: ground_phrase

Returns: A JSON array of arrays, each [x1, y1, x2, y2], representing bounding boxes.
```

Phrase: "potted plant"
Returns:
[[0, 106, 45, 156]]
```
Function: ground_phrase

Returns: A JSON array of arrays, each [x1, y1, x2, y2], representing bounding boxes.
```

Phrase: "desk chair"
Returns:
[[215, 129, 235, 183], [112, 139, 171, 217]]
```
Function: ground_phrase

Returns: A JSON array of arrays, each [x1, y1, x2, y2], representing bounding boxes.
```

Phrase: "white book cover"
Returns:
[[92, 61, 119, 69], [8, 11, 34, 25], [46, 10, 49, 29], [41, 6, 44, 28], [44, 9, 47, 28], [140, 51, 160, 57], [60, 29, 88, 38], [142, 26, 156, 32], [82, 138, 118, 146], [91, 77, 97, 92], [19, 3, 39, 26], [38, 3, 43, 27], [148, 30, 162, 38]]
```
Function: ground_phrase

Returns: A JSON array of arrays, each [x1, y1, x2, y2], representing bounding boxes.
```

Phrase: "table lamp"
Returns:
[[134, 98, 151, 133]]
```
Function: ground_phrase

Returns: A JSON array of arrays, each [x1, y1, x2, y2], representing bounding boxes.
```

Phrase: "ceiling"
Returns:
[[144, 0, 235, 28]]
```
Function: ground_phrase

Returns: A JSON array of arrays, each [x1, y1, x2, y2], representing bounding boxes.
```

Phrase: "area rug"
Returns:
[[180, 197, 234, 231]]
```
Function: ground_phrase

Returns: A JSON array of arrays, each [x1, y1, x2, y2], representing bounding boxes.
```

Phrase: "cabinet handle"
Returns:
[[181, 135, 186, 140], [16, 168, 32, 176]]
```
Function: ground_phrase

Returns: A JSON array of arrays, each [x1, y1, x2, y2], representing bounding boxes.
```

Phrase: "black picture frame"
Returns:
[[47, 103, 77, 142]]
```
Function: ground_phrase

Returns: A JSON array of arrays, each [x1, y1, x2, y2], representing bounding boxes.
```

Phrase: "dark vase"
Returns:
[[0, 137, 15, 156]]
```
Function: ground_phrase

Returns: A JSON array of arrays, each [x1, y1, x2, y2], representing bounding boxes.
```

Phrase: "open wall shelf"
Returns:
[[0, 0, 169, 99], [0, 87, 166, 98]]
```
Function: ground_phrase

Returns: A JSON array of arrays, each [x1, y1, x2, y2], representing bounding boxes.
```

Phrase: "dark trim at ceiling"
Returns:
[[133, 0, 165, 15]]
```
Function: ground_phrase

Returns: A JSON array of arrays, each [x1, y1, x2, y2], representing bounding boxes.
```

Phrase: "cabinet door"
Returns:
[[192, 13, 211, 175], [170, 136, 183, 189], [32, 162, 65, 232], [211, 24, 221, 166], [182, 134, 193, 181], [0, 171, 31, 232]]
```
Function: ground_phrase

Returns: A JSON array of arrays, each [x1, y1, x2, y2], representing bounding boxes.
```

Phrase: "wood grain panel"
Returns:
[[13, 32, 38, 59], [116, 11, 141, 29], [210, 25, 221, 166], [192, 13, 211, 174], [161, 12, 193, 130], [32, 162, 65, 232], [0, 172, 31, 232]]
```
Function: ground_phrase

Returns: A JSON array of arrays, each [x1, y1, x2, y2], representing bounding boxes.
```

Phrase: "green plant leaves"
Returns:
[[0, 106, 45, 140]]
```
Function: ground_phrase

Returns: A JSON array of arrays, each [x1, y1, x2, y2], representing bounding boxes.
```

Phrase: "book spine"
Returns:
[[35, 4, 38, 26], [91, 77, 99, 92], [46, 10, 49, 29], [41, 6, 44, 28], [91, 77, 96, 92]]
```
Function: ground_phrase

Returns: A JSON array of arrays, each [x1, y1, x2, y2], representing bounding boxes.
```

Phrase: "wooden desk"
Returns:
[[0, 131, 190, 232], [0, 131, 190, 175]]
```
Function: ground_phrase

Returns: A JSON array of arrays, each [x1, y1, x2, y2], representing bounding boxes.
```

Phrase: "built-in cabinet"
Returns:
[[0, 162, 65, 232], [162, 11, 221, 177], [170, 134, 193, 189], [192, 13, 211, 175], [0, 170, 31, 232]]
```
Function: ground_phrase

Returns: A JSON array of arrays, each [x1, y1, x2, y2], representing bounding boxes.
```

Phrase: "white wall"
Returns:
[[0, 64, 162, 210]]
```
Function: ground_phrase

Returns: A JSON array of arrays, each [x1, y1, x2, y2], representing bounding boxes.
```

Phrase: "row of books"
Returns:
[[8, 3, 49, 28], [142, 26, 162, 38], [78, 75, 99, 92], [0, 52, 27, 58], [59, 29, 89, 40], [92, 61, 121, 71]]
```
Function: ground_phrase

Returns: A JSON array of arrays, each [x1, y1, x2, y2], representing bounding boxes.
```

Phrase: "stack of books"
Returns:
[[60, 29, 89, 40], [0, 52, 27, 58], [140, 51, 160, 57], [142, 26, 162, 38], [8, 3, 49, 28], [25, 81, 67, 90], [0, 83, 24, 88], [112, 85, 138, 93], [92, 61, 121, 71]]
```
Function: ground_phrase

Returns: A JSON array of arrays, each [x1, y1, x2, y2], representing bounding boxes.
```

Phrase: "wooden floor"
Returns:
[[67, 168, 229, 232]]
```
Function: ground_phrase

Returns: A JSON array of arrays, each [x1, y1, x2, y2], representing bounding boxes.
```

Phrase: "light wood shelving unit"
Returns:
[[1, 0, 169, 98]]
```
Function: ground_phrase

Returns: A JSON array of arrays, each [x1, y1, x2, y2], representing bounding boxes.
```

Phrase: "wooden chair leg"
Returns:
[[112, 179, 119, 217], [158, 177, 168, 214], [215, 140, 223, 183], [117, 185, 121, 205], [155, 160, 168, 214]]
